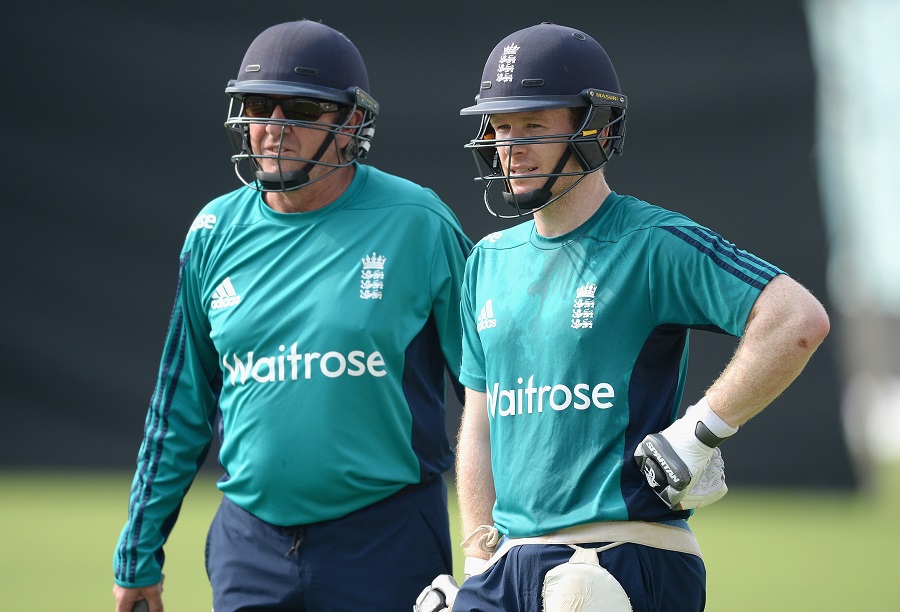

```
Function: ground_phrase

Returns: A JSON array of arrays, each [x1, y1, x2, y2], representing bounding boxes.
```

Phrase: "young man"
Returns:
[[112, 20, 472, 611], [434, 22, 828, 612]]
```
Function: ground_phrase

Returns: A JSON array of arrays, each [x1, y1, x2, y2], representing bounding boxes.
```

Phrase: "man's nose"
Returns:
[[269, 103, 287, 119], [266, 104, 290, 134]]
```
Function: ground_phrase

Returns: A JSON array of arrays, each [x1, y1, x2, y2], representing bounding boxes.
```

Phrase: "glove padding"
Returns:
[[414, 574, 459, 612], [634, 404, 732, 510]]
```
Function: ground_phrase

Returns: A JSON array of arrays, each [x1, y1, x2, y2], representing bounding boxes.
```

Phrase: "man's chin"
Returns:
[[507, 184, 542, 197], [259, 163, 305, 175]]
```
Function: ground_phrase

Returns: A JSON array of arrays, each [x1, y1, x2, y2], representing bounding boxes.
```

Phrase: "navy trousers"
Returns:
[[453, 540, 706, 612], [206, 477, 452, 611]]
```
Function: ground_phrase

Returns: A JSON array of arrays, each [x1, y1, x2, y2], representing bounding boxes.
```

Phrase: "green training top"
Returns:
[[114, 164, 472, 587], [460, 192, 782, 538]]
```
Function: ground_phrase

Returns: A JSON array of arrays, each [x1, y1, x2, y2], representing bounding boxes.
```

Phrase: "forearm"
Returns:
[[705, 274, 830, 426], [456, 389, 496, 560], [456, 450, 495, 554]]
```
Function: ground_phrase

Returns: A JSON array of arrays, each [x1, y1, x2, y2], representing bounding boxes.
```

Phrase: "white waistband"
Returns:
[[467, 521, 702, 576], [502, 521, 702, 557]]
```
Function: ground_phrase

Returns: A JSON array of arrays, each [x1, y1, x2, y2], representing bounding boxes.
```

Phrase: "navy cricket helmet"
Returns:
[[460, 23, 627, 218], [224, 20, 379, 192]]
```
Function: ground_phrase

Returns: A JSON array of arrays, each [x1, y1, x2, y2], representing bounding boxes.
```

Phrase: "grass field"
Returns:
[[2, 461, 898, 611]]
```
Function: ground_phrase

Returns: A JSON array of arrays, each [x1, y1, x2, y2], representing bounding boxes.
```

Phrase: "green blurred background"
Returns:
[[2, 463, 899, 610]]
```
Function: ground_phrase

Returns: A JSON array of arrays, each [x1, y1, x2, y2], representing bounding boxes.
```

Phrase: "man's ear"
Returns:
[[342, 108, 365, 131], [336, 108, 364, 146]]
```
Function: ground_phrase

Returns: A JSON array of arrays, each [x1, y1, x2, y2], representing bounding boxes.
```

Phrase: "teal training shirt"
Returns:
[[114, 164, 472, 587], [459, 192, 782, 538]]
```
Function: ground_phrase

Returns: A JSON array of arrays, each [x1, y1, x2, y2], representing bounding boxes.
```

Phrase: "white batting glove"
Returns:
[[413, 574, 459, 612], [678, 446, 727, 509], [634, 398, 737, 510]]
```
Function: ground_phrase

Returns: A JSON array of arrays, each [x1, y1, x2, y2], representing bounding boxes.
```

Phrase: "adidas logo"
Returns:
[[477, 299, 497, 332], [211, 277, 241, 310]]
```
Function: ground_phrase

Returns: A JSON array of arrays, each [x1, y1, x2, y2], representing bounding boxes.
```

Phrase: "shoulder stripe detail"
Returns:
[[661, 226, 776, 290], [684, 226, 781, 276]]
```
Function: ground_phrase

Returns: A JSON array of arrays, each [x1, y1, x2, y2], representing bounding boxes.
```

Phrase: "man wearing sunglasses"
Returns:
[[113, 19, 472, 611]]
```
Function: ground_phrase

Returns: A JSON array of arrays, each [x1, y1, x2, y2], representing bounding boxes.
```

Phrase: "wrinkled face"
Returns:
[[244, 96, 346, 175], [243, 95, 363, 182], [488, 108, 580, 195]]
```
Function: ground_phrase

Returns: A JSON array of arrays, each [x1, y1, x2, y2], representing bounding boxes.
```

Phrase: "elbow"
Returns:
[[798, 301, 830, 351], [816, 306, 831, 341]]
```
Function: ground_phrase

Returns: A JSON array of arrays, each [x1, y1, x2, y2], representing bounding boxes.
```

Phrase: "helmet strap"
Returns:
[[255, 168, 310, 191], [501, 147, 573, 212]]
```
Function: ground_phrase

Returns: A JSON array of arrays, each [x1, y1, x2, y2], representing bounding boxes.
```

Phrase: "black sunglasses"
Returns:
[[241, 95, 340, 122]]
